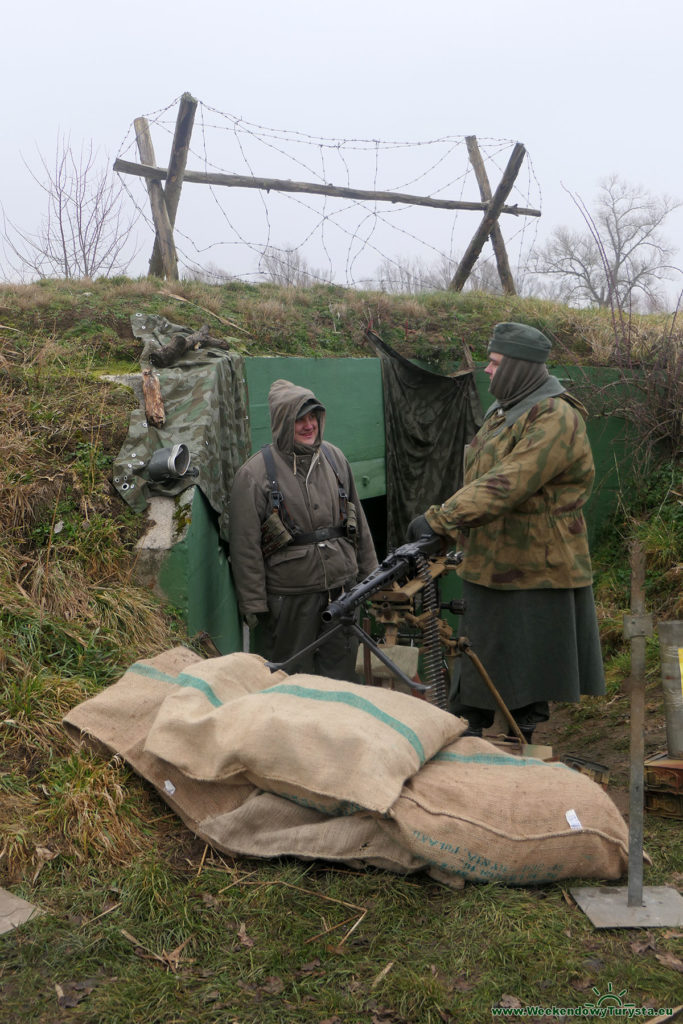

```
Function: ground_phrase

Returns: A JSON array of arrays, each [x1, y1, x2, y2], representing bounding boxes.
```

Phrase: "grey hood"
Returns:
[[268, 379, 326, 456]]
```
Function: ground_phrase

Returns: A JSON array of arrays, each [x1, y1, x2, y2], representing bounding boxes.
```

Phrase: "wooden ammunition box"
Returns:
[[644, 753, 683, 819]]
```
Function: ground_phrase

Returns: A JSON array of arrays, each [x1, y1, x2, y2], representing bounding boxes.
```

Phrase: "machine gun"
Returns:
[[322, 534, 447, 623], [267, 534, 463, 710]]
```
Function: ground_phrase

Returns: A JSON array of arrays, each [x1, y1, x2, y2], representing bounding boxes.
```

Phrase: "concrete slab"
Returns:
[[570, 885, 683, 928], [0, 887, 43, 935]]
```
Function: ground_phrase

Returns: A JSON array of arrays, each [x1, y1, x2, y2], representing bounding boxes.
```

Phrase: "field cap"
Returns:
[[488, 322, 552, 363], [297, 397, 324, 418]]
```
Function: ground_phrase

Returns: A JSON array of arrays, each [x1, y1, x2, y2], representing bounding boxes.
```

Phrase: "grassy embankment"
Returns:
[[1, 277, 681, 1023]]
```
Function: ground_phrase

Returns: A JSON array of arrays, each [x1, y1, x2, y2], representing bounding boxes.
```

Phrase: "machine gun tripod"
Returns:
[[266, 532, 530, 745]]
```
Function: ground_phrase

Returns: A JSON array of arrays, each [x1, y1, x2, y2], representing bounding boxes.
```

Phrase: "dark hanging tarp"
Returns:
[[365, 329, 483, 550], [112, 314, 250, 543]]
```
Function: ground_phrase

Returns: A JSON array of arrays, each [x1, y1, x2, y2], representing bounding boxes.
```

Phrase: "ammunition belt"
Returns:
[[289, 526, 346, 546]]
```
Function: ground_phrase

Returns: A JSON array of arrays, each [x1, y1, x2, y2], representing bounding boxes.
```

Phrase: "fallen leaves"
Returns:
[[54, 977, 106, 1008], [237, 921, 254, 948], [654, 950, 683, 973], [120, 929, 194, 973], [496, 994, 523, 1009], [32, 845, 58, 884]]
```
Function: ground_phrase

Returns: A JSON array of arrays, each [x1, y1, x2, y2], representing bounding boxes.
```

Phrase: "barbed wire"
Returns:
[[115, 97, 543, 289]]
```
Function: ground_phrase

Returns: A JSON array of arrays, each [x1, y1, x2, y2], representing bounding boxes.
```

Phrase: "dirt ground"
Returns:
[[482, 693, 673, 818]]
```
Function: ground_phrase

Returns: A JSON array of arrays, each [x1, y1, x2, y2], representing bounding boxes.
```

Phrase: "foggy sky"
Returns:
[[4, 0, 682, 300]]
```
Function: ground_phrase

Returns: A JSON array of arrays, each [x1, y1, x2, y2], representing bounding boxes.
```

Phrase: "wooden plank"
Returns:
[[133, 117, 178, 280], [449, 143, 527, 291], [149, 92, 197, 277], [141, 369, 165, 426], [465, 136, 516, 295], [113, 158, 541, 218]]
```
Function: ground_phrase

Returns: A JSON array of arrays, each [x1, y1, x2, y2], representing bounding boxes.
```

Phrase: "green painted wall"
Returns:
[[244, 356, 386, 498], [159, 356, 626, 652], [158, 487, 242, 654]]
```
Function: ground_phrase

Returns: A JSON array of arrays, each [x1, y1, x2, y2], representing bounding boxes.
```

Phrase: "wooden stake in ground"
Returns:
[[148, 92, 197, 278], [133, 118, 178, 281], [449, 143, 527, 291], [623, 538, 652, 906], [465, 136, 517, 295]]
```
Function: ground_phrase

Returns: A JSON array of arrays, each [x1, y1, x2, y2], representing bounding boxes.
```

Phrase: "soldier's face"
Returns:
[[294, 411, 319, 444], [485, 352, 503, 380]]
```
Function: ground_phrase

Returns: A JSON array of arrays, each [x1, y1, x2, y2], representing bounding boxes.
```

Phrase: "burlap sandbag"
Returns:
[[144, 667, 467, 814], [376, 736, 629, 884], [199, 790, 426, 873], [63, 647, 257, 835]]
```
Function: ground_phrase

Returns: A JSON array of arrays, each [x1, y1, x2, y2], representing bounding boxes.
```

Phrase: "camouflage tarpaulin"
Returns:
[[112, 314, 250, 542], [366, 331, 483, 549]]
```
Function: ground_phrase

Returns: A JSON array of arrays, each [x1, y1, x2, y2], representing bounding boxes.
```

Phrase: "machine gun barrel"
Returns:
[[322, 533, 445, 622]]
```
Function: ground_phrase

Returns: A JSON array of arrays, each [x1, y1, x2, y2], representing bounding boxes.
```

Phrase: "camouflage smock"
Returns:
[[228, 380, 378, 616], [424, 393, 595, 590]]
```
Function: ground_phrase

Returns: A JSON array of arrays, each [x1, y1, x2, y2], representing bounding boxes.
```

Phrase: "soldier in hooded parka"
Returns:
[[409, 322, 605, 741], [228, 379, 378, 681]]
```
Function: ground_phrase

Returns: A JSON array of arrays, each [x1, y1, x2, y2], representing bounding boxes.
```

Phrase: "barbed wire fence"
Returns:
[[115, 93, 543, 291]]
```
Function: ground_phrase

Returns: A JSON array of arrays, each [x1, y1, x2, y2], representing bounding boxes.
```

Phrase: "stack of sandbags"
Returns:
[[62, 649, 446, 873], [142, 661, 467, 814], [64, 649, 630, 885]]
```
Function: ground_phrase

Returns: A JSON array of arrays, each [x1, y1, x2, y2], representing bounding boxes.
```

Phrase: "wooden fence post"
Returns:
[[148, 92, 197, 278], [134, 117, 178, 280], [465, 136, 516, 295], [449, 143, 526, 292]]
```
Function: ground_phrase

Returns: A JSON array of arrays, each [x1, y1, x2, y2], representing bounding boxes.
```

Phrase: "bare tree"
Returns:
[[182, 261, 237, 284], [466, 257, 505, 295], [529, 175, 680, 310], [258, 245, 329, 287], [376, 252, 504, 295], [1, 135, 138, 280], [375, 255, 436, 294]]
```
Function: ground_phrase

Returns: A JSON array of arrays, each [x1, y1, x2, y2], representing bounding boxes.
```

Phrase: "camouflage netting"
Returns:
[[112, 314, 250, 542], [366, 332, 483, 549]]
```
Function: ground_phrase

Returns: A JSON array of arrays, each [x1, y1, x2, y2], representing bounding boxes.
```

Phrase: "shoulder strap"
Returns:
[[260, 444, 282, 513], [321, 443, 349, 498], [260, 444, 300, 535]]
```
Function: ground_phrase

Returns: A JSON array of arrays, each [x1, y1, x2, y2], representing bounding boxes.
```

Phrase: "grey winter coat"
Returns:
[[228, 379, 378, 617]]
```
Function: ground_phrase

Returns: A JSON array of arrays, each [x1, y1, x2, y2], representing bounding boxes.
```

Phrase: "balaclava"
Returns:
[[487, 322, 552, 409]]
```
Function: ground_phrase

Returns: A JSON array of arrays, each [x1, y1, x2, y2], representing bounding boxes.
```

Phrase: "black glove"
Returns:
[[244, 612, 267, 631], [405, 513, 438, 542]]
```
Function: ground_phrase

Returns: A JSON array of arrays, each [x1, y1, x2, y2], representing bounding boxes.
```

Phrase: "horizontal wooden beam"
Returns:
[[113, 158, 541, 218]]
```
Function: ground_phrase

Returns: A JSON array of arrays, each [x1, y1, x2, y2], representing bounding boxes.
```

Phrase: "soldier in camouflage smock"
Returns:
[[410, 322, 605, 741]]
